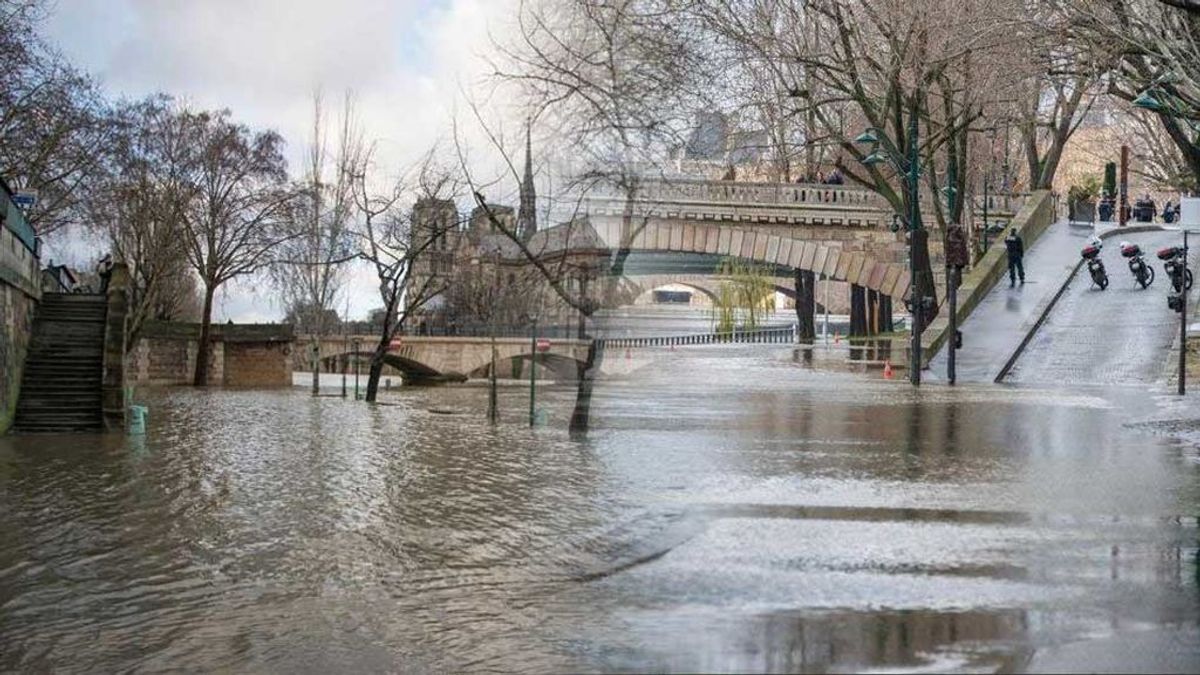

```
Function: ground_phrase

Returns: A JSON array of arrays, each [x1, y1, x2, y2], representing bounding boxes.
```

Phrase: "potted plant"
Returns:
[[1068, 175, 1102, 223]]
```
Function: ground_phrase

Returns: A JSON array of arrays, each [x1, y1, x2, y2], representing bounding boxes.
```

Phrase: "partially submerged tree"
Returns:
[[352, 148, 460, 402], [272, 91, 359, 394], [463, 0, 708, 436], [180, 109, 297, 385]]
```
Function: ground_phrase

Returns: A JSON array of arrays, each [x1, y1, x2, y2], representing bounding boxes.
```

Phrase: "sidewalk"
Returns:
[[927, 221, 1092, 382]]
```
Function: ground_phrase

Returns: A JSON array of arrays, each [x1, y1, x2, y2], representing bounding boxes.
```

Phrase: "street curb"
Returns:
[[994, 225, 1167, 383]]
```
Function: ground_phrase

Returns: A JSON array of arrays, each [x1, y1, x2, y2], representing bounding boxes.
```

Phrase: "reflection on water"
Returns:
[[1, 346, 1198, 672]]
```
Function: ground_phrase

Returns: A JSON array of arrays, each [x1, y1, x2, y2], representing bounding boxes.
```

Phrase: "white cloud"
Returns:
[[45, 0, 525, 322]]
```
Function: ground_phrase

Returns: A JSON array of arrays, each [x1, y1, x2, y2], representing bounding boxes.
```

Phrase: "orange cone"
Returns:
[[883, 360, 894, 380]]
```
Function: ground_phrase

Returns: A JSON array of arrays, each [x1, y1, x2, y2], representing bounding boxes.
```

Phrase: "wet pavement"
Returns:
[[1009, 231, 1194, 385], [2, 350, 1199, 672], [929, 221, 1092, 383]]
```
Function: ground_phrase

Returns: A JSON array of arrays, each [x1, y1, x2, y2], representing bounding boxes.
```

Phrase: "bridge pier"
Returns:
[[794, 268, 816, 342], [850, 284, 867, 337]]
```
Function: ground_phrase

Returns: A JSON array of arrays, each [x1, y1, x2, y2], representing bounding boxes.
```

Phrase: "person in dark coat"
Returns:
[[1004, 229, 1025, 287]]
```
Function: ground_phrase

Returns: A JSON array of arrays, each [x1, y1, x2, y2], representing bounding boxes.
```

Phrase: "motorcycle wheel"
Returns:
[[1141, 265, 1155, 289], [1173, 269, 1191, 292]]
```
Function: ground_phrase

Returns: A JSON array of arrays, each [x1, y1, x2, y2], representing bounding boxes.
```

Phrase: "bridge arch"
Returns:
[[591, 220, 911, 302]]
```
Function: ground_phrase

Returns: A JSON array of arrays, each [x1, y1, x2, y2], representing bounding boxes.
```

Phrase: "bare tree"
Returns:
[[456, 0, 708, 436], [352, 148, 459, 402], [180, 109, 297, 386], [0, 0, 112, 237], [272, 91, 359, 394], [1059, 0, 1200, 185], [86, 95, 200, 347]]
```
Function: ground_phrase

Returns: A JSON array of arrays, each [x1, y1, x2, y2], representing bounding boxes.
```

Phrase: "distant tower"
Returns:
[[516, 122, 537, 242]]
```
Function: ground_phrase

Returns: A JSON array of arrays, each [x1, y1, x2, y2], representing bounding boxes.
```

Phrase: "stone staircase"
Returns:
[[13, 293, 107, 433]]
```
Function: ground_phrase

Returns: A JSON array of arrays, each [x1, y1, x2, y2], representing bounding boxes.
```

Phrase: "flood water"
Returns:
[[2, 346, 1199, 672]]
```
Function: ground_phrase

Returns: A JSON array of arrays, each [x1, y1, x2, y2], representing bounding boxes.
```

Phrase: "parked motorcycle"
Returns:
[[1120, 241, 1155, 289], [1082, 243, 1108, 290], [1157, 245, 1193, 292]]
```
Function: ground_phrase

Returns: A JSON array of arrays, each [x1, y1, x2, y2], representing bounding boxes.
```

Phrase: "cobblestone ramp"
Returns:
[[928, 222, 1092, 383], [1007, 230, 1189, 386]]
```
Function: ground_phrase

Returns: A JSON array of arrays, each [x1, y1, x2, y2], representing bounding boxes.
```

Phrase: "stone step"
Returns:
[[20, 385, 103, 394], [14, 424, 104, 433], [18, 384, 103, 393], [24, 357, 103, 366], [35, 315, 107, 323], [15, 402, 102, 413], [25, 349, 104, 358], [14, 414, 104, 426]]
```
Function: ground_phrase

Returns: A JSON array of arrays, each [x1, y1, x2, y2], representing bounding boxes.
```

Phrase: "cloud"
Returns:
[[45, 0, 525, 321]]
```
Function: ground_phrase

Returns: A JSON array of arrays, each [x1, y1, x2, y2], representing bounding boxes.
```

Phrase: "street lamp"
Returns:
[[1137, 84, 1198, 395], [855, 113, 927, 386], [527, 311, 540, 427]]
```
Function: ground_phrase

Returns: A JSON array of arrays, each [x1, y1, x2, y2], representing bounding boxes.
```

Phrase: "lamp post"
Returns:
[[527, 311, 539, 427], [1135, 86, 1199, 395], [352, 338, 361, 400], [855, 108, 926, 386]]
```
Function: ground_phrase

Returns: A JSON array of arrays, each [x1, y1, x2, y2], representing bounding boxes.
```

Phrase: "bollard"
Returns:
[[128, 405, 148, 435], [385, 378, 391, 390]]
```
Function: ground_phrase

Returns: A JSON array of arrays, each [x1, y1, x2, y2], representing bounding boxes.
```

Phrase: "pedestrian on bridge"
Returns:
[[1004, 229, 1025, 287]]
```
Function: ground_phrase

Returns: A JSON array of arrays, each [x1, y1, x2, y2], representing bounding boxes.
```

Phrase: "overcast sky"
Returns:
[[43, 0, 520, 322]]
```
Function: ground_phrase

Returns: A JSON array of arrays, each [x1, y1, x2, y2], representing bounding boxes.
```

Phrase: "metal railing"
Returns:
[[600, 325, 796, 348]]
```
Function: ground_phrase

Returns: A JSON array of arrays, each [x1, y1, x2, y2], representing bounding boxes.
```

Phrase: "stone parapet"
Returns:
[[101, 264, 130, 431], [921, 190, 1056, 364]]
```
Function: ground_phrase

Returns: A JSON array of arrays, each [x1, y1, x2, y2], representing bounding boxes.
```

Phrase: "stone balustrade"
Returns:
[[586, 177, 1028, 224]]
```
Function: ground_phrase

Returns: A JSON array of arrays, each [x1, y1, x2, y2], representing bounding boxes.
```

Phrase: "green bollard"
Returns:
[[128, 405, 148, 435]]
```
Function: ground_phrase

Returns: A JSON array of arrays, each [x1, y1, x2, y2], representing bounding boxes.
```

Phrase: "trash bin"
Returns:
[[128, 405, 148, 435]]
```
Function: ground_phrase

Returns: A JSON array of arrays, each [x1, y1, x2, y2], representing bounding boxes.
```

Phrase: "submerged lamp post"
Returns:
[[855, 112, 926, 386], [528, 311, 539, 427]]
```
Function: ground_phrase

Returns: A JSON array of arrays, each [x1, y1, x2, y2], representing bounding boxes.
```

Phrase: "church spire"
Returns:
[[516, 121, 537, 242]]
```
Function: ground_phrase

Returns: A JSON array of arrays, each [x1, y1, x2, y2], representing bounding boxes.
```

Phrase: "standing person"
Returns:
[[96, 253, 114, 293], [1004, 229, 1025, 287]]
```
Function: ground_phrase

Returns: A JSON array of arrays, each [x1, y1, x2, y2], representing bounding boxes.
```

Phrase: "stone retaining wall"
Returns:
[[1, 223, 40, 434], [131, 322, 294, 386]]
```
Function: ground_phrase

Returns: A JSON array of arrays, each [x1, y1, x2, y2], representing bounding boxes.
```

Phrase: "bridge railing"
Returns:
[[585, 176, 1027, 218], [600, 325, 796, 348], [592, 177, 886, 210]]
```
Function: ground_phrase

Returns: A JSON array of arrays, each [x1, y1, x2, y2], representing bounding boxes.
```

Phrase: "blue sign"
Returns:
[[12, 191, 36, 209]]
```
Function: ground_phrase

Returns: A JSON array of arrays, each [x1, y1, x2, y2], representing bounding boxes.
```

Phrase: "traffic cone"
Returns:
[[883, 360, 894, 380]]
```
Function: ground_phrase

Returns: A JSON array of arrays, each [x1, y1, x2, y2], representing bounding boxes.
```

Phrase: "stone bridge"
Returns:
[[582, 178, 1027, 330], [297, 335, 595, 383]]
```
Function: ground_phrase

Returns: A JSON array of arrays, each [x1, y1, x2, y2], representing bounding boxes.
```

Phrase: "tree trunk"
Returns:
[[794, 268, 816, 342], [310, 336, 320, 396], [568, 340, 599, 440], [568, 276, 596, 439], [193, 283, 216, 386], [849, 284, 867, 337], [1161, 114, 1200, 190], [364, 334, 389, 402], [909, 229, 939, 329]]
